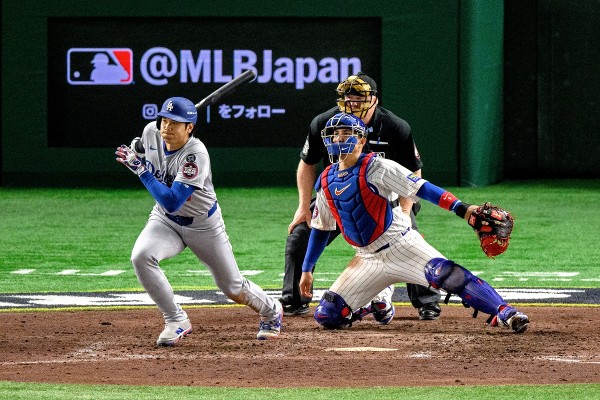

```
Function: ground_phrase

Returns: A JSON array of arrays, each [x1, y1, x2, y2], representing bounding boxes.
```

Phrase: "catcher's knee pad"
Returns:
[[425, 258, 504, 315], [314, 291, 353, 329]]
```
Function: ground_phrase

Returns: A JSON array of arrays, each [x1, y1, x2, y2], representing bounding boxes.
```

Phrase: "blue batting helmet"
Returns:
[[321, 113, 367, 161], [157, 97, 198, 125]]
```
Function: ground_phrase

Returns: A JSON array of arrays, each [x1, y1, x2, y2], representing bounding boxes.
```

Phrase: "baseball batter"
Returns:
[[115, 97, 282, 345], [299, 113, 530, 333]]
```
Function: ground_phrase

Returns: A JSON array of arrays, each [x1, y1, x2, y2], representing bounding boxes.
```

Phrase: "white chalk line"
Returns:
[[535, 355, 600, 365], [2, 341, 599, 366]]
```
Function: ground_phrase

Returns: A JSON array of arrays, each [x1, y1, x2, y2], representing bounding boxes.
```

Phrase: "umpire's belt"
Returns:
[[165, 201, 218, 226]]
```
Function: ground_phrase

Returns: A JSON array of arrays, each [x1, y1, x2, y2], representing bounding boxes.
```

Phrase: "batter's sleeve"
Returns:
[[139, 172, 195, 213], [175, 150, 210, 190]]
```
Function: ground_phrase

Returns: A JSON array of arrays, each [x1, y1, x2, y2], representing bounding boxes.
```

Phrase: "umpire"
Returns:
[[280, 72, 442, 319]]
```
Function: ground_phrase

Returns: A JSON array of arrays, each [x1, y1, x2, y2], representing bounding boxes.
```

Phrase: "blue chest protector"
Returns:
[[317, 153, 392, 247]]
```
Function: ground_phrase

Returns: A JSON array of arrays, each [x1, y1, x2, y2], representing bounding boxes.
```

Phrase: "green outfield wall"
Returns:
[[4, 1, 597, 188]]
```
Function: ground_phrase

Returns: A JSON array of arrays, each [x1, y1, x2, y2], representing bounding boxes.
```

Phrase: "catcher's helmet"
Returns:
[[157, 97, 198, 125], [321, 113, 366, 162], [336, 72, 378, 119]]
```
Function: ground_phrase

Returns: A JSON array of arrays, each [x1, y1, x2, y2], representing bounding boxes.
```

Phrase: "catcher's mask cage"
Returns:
[[321, 113, 367, 164], [336, 72, 378, 119], [156, 97, 198, 136]]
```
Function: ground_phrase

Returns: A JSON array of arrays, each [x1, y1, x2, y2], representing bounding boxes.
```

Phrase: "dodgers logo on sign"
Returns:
[[67, 48, 133, 85]]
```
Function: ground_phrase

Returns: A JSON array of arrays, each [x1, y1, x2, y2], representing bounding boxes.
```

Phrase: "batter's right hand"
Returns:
[[115, 145, 147, 176], [288, 207, 313, 234]]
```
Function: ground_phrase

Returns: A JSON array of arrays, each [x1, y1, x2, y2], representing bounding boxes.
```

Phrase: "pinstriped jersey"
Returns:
[[139, 122, 217, 218], [312, 154, 427, 253]]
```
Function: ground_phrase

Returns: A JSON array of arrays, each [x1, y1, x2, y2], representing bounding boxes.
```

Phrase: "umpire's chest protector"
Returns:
[[319, 153, 392, 247]]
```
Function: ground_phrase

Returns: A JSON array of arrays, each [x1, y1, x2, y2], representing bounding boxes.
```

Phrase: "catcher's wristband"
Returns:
[[454, 202, 471, 219]]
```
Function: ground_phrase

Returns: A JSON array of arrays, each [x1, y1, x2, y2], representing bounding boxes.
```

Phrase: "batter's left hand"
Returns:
[[115, 144, 147, 176], [300, 272, 314, 299]]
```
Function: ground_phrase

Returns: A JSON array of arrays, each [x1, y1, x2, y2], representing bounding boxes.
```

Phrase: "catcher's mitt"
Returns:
[[467, 202, 514, 257]]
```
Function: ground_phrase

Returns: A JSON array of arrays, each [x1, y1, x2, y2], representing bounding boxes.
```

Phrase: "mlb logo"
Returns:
[[67, 48, 133, 85]]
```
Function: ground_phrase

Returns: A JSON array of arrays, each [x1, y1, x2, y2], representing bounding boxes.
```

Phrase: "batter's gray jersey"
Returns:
[[140, 122, 216, 217], [311, 156, 444, 310]]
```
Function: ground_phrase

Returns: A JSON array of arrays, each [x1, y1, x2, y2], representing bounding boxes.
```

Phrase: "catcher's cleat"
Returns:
[[156, 318, 192, 346], [372, 300, 395, 325], [491, 305, 529, 334], [371, 285, 396, 325], [418, 302, 441, 320], [257, 302, 283, 340]]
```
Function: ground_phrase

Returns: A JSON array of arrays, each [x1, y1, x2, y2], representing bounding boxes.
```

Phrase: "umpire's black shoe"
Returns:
[[418, 303, 441, 320], [280, 301, 310, 316]]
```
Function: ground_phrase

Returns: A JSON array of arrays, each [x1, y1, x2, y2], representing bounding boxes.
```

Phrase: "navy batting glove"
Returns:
[[115, 144, 147, 176]]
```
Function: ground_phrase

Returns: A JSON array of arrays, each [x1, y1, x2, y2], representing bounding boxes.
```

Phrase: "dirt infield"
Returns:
[[1, 305, 599, 387]]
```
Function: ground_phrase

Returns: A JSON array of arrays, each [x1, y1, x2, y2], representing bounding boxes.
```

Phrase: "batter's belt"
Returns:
[[165, 201, 218, 226]]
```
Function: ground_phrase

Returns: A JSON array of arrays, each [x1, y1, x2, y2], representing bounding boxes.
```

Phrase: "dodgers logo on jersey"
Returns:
[[182, 162, 199, 179], [67, 48, 133, 85]]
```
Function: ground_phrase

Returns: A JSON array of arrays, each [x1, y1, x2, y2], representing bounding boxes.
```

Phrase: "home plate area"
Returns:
[[0, 305, 598, 387]]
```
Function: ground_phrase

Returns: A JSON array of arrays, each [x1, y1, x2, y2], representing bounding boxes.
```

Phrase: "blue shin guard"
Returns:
[[314, 291, 354, 329], [425, 258, 505, 316]]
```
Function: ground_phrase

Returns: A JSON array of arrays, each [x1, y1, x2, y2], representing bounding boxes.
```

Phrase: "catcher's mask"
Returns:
[[336, 72, 378, 119], [321, 113, 366, 163], [156, 97, 198, 134]]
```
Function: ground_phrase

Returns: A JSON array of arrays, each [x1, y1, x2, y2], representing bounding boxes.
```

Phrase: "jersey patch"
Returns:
[[312, 204, 319, 219], [182, 162, 199, 179], [406, 173, 421, 183], [185, 154, 196, 162]]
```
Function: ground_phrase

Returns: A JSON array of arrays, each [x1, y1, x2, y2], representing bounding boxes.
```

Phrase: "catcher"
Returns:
[[299, 113, 529, 333]]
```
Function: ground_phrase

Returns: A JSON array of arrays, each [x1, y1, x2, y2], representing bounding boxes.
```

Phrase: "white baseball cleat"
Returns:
[[491, 305, 529, 334], [371, 285, 396, 325], [257, 302, 283, 340], [156, 318, 192, 346]]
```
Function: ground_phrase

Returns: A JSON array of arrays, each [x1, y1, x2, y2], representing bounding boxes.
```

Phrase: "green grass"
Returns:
[[1, 382, 599, 400], [0, 181, 599, 398], [0, 179, 599, 293]]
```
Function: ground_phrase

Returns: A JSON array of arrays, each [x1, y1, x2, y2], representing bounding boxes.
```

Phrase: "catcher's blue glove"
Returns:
[[115, 144, 147, 176]]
